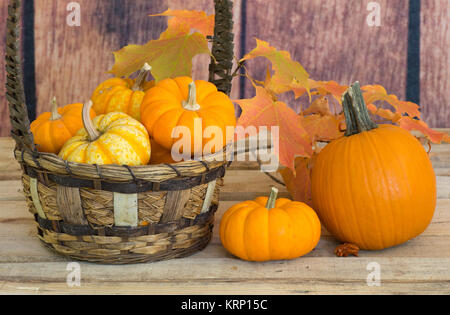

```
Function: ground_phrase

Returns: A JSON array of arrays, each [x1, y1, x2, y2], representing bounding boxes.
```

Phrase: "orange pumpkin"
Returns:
[[91, 63, 154, 121], [220, 187, 321, 262], [140, 77, 236, 156], [311, 82, 436, 250], [30, 98, 96, 154], [149, 139, 176, 165]]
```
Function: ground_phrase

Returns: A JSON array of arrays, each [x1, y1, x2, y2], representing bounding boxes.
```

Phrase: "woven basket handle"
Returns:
[[5, 0, 235, 152], [6, 0, 35, 152]]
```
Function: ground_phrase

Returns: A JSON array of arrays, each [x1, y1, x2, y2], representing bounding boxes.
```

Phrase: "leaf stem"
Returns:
[[265, 187, 279, 210], [82, 101, 100, 141]]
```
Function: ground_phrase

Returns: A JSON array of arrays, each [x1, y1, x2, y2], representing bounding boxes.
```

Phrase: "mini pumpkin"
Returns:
[[311, 82, 437, 250], [59, 101, 151, 166], [140, 77, 236, 156], [30, 97, 96, 154], [149, 139, 176, 165], [91, 63, 154, 121], [220, 187, 321, 262]]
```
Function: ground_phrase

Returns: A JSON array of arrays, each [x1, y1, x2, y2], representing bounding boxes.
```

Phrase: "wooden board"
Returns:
[[241, 0, 410, 113], [0, 133, 449, 294], [420, 0, 450, 128]]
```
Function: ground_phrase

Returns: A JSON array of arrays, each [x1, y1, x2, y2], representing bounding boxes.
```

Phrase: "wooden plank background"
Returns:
[[0, 0, 449, 138]]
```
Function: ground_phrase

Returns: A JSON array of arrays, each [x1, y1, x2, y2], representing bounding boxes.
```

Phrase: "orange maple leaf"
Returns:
[[362, 85, 421, 118], [278, 156, 315, 206], [235, 86, 313, 171], [241, 39, 310, 96], [150, 9, 215, 37], [300, 114, 344, 143], [399, 116, 450, 144], [367, 104, 402, 123]]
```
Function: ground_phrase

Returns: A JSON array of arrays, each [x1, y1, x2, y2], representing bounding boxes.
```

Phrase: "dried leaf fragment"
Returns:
[[334, 243, 360, 257]]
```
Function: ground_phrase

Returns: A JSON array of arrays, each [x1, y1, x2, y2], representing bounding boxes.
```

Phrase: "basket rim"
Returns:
[[15, 142, 233, 182]]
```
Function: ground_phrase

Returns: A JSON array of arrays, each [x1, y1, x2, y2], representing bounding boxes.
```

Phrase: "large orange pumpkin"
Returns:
[[140, 77, 236, 157], [220, 187, 321, 261], [311, 82, 436, 250], [30, 98, 96, 154], [91, 63, 154, 121]]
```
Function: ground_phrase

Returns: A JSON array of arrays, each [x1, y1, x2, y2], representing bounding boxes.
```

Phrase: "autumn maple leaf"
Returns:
[[109, 10, 212, 81], [235, 85, 313, 172], [362, 85, 449, 143], [278, 157, 315, 206], [241, 39, 310, 96], [151, 9, 215, 37], [399, 116, 450, 144], [362, 85, 421, 118]]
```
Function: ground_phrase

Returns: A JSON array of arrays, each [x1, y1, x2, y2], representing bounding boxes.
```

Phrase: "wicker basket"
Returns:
[[6, 0, 235, 264]]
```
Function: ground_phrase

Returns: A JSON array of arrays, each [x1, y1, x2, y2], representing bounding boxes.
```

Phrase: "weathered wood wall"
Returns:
[[0, 0, 448, 138], [420, 0, 450, 128]]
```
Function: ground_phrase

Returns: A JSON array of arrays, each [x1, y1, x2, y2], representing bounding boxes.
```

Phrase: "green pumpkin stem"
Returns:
[[50, 97, 61, 121], [132, 63, 152, 91], [342, 82, 378, 136], [266, 187, 279, 210], [183, 81, 201, 111], [82, 101, 100, 141]]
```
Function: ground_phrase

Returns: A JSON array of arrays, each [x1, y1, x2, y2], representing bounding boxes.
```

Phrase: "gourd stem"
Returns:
[[265, 187, 279, 210], [343, 82, 378, 136], [132, 63, 152, 91], [182, 81, 201, 111], [50, 97, 61, 121], [82, 101, 100, 141]]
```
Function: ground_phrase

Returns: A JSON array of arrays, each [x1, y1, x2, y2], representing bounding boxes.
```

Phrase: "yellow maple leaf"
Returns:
[[241, 39, 310, 97]]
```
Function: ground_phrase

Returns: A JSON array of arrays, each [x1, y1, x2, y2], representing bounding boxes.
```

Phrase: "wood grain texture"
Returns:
[[242, 0, 410, 113], [161, 189, 191, 222], [33, 0, 168, 119], [420, 0, 450, 128], [56, 186, 88, 225]]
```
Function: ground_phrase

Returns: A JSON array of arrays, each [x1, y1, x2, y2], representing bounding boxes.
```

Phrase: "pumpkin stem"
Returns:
[[342, 82, 378, 136], [50, 97, 61, 121], [82, 101, 100, 141], [182, 81, 201, 111], [265, 187, 279, 210], [132, 63, 152, 91]]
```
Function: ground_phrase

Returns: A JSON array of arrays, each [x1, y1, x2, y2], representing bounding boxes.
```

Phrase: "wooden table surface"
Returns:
[[0, 136, 449, 295]]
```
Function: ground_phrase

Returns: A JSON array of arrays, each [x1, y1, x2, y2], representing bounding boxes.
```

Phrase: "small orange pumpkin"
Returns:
[[140, 77, 236, 156], [311, 82, 437, 250], [149, 139, 176, 165], [91, 63, 154, 121], [220, 187, 321, 262], [30, 97, 96, 154]]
